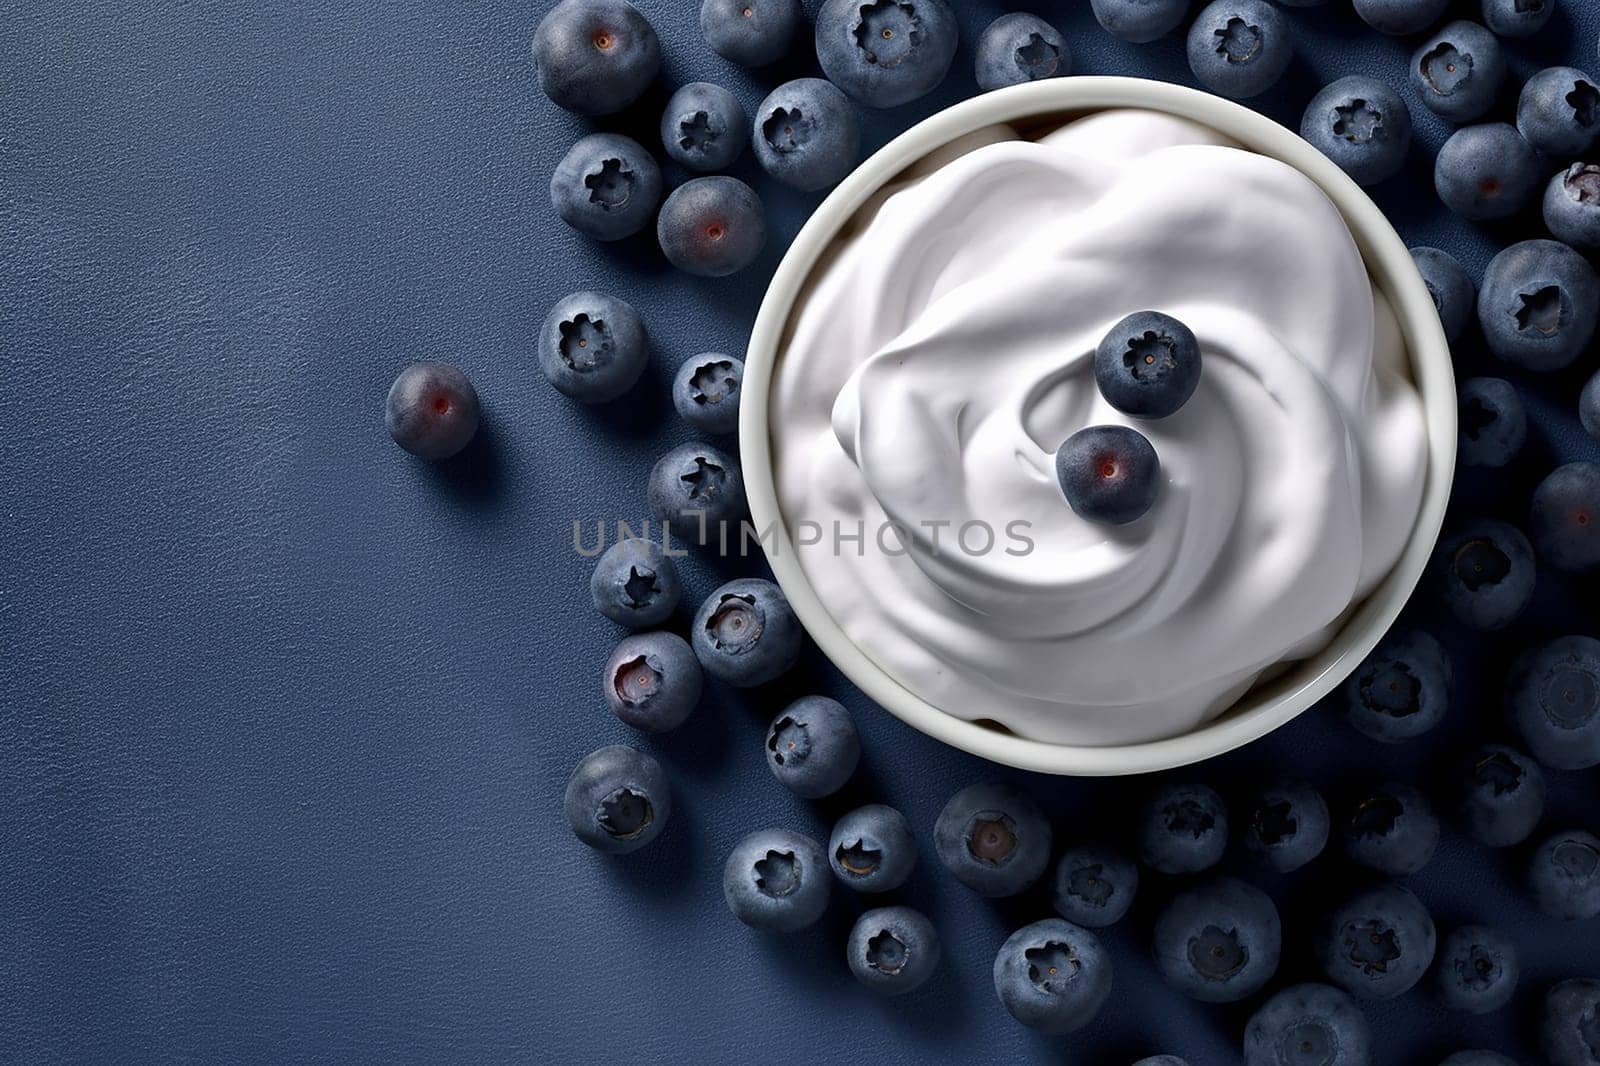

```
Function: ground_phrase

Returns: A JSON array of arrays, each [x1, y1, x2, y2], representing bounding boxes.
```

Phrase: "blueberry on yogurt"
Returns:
[[1343, 629, 1451, 743], [699, 0, 800, 67], [564, 745, 672, 854], [753, 78, 861, 192], [814, 0, 960, 109], [1051, 846, 1139, 928], [1458, 744, 1546, 848], [1413, 247, 1477, 344], [1434, 519, 1536, 631], [1528, 829, 1600, 920], [974, 14, 1069, 92], [691, 578, 803, 686], [648, 442, 746, 547], [1317, 883, 1436, 1000], [590, 536, 681, 628], [830, 804, 917, 892], [1518, 67, 1600, 157], [658, 177, 766, 278], [1355, 0, 1449, 35], [1506, 634, 1600, 769], [1244, 779, 1330, 874], [1154, 877, 1282, 1003], [722, 828, 830, 931], [1094, 311, 1202, 419], [992, 919, 1113, 1034], [1186, 1, 1292, 101], [1435, 124, 1541, 221], [1340, 782, 1440, 876], [846, 906, 940, 995], [1530, 463, 1600, 574], [1056, 425, 1161, 526], [1301, 76, 1413, 187], [1545, 164, 1600, 250], [532, 0, 660, 116], [1139, 782, 1228, 875], [935, 783, 1052, 898], [1090, 0, 1188, 44], [766, 696, 860, 798], [1483, 0, 1554, 38], [1456, 377, 1527, 469], [602, 631, 702, 733], [539, 291, 648, 404], [1436, 924, 1519, 1014], [551, 133, 662, 242], [672, 354, 742, 435], [660, 82, 748, 173], [1542, 979, 1600, 1066], [385, 362, 480, 461], [1244, 984, 1372, 1066], [1411, 21, 1505, 125]]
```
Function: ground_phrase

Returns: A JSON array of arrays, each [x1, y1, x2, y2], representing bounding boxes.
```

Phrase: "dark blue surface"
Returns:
[[5, 1, 1599, 1062]]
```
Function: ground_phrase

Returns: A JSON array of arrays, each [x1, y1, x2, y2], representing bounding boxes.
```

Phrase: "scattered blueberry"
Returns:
[[1434, 519, 1536, 631], [1090, 0, 1188, 44], [935, 783, 1053, 897], [385, 362, 480, 461], [1244, 779, 1330, 873], [1094, 311, 1203, 419], [1318, 883, 1436, 1000], [766, 696, 860, 798], [660, 82, 749, 173], [1413, 247, 1477, 344], [992, 919, 1113, 1034], [700, 0, 800, 67], [1341, 782, 1440, 876], [1507, 635, 1600, 769], [672, 354, 743, 435], [1056, 425, 1161, 526], [1442, 1053, 1519, 1066], [815, 0, 960, 109], [753, 78, 862, 192], [691, 578, 803, 686], [564, 744, 671, 854], [1435, 124, 1540, 221], [1301, 76, 1413, 186], [1456, 377, 1527, 469], [602, 631, 702, 733], [1139, 782, 1228, 875], [1186, 0, 1293, 101], [1436, 925, 1519, 1014], [1530, 463, 1600, 574], [1583, 371, 1600, 440], [1528, 829, 1600, 920], [1342, 629, 1452, 743], [1355, 0, 1449, 34], [830, 804, 917, 892], [722, 828, 830, 931], [846, 906, 941, 995], [975, 14, 1069, 92], [1542, 978, 1600, 1066], [1479, 241, 1600, 371], [1483, 0, 1554, 38], [1051, 846, 1140, 928], [1154, 877, 1281, 1004], [1134, 1059, 1190, 1066], [1519, 67, 1600, 157], [648, 442, 746, 547], [1458, 744, 1547, 848], [590, 537, 681, 628], [532, 0, 661, 116], [657, 176, 766, 278], [551, 133, 662, 242], [1545, 164, 1600, 250], [1244, 984, 1372, 1066], [1411, 21, 1505, 125], [538, 290, 649, 404]]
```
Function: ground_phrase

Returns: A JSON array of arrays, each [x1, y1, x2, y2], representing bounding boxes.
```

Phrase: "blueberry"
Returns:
[[1094, 311, 1202, 419], [1584, 371, 1600, 441], [1244, 984, 1372, 1066], [1528, 830, 1600, 920], [1435, 124, 1540, 221], [1436, 925, 1519, 1014], [1301, 77, 1413, 187], [1434, 519, 1536, 631], [648, 442, 746, 547], [1542, 978, 1600, 1066], [1154, 877, 1281, 1004], [1441, 1053, 1519, 1066], [1056, 425, 1161, 526], [700, 0, 800, 67], [657, 176, 766, 278], [1479, 241, 1600, 372], [563, 745, 671, 854], [1507, 635, 1600, 769], [814, 0, 959, 109], [846, 906, 940, 995], [829, 804, 917, 892], [1412, 247, 1477, 344], [975, 14, 1070, 92], [532, 0, 660, 116], [765, 695, 860, 798], [551, 133, 662, 242], [1355, 0, 1449, 35], [722, 828, 830, 931], [385, 362, 480, 461], [1134, 1059, 1190, 1066], [602, 631, 702, 733], [1482, 0, 1554, 38], [538, 291, 648, 404], [1139, 782, 1228, 875], [1456, 377, 1527, 469], [672, 354, 743, 435], [1343, 629, 1452, 743], [590, 537, 682, 628], [1244, 779, 1330, 873], [992, 919, 1113, 1034], [1341, 782, 1439, 876], [934, 783, 1052, 897], [691, 578, 803, 686], [1545, 164, 1600, 250], [1318, 883, 1436, 1000], [1051, 846, 1140, 928], [1186, 1, 1293, 101], [1458, 744, 1546, 848], [1531, 463, 1600, 574], [1411, 22, 1505, 125], [660, 83, 748, 174], [753, 78, 862, 192], [1090, 0, 1188, 44], [1519, 68, 1600, 157]]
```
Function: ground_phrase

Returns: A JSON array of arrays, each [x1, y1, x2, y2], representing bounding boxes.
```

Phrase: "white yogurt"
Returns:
[[771, 109, 1428, 746]]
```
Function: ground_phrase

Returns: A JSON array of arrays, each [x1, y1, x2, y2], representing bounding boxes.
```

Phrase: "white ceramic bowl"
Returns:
[[740, 77, 1456, 776]]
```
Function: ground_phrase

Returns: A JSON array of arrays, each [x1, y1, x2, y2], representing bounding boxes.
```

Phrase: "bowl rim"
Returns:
[[739, 76, 1457, 777]]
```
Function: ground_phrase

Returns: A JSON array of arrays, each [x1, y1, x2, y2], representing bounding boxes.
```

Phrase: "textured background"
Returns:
[[4, 0, 1599, 1062]]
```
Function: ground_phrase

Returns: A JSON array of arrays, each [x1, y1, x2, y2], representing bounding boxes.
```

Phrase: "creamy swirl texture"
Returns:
[[772, 110, 1428, 746]]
